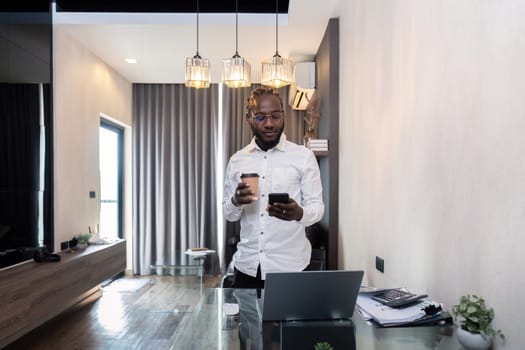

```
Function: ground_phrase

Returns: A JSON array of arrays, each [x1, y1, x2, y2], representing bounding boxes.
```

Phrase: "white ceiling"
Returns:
[[54, 0, 340, 83]]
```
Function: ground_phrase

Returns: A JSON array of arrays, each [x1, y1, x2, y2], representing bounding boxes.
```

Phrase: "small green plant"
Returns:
[[77, 233, 92, 244], [451, 294, 504, 340], [314, 341, 333, 350]]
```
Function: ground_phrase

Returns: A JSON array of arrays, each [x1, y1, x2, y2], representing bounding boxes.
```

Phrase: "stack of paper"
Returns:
[[357, 294, 431, 326], [307, 139, 328, 151]]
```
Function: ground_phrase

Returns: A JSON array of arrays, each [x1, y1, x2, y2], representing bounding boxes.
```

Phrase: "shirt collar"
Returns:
[[247, 133, 287, 153]]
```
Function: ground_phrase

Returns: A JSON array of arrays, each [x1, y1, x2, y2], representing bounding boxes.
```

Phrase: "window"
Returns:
[[99, 120, 124, 239]]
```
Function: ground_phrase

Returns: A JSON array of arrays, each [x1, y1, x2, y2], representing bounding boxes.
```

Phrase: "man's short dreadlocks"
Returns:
[[246, 86, 283, 116]]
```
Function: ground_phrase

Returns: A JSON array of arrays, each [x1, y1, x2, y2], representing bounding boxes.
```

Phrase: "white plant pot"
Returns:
[[456, 326, 493, 350], [76, 242, 87, 250]]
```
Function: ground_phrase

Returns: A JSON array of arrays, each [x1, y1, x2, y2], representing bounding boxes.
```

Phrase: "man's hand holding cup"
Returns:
[[232, 173, 259, 206]]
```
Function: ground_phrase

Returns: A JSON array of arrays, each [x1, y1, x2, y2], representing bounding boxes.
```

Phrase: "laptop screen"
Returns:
[[261, 270, 364, 321]]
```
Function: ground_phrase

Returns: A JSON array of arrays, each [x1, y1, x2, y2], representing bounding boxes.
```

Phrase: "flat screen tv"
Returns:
[[0, 83, 51, 266], [1, 8, 53, 268]]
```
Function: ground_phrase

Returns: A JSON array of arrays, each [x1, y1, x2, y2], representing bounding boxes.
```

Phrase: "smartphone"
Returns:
[[268, 193, 290, 205]]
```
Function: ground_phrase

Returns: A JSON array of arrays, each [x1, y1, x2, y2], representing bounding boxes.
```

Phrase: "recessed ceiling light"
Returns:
[[125, 58, 137, 64]]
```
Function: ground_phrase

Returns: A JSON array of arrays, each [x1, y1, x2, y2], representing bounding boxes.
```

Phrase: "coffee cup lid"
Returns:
[[241, 173, 259, 178]]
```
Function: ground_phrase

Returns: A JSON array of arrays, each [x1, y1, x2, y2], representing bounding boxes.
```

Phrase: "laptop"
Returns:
[[261, 270, 364, 321]]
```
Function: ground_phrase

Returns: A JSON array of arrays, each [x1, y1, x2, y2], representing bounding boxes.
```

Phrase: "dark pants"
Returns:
[[232, 265, 265, 289]]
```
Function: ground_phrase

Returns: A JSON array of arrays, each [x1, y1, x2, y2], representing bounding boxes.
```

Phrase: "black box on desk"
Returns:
[[280, 319, 355, 350]]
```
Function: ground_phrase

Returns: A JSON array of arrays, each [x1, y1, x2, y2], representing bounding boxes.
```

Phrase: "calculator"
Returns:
[[371, 288, 428, 308]]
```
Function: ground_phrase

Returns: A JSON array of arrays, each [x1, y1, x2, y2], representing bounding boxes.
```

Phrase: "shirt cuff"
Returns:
[[298, 205, 321, 227], [224, 196, 243, 217], [298, 204, 307, 224]]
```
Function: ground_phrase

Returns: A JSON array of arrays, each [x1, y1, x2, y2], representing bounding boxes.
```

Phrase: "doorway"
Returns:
[[99, 120, 124, 239]]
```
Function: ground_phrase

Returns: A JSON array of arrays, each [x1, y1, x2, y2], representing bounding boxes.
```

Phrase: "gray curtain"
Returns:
[[280, 86, 307, 145], [133, 84, 219, 275], [221, 86, 252, 270], [221, 85, 306, 269]]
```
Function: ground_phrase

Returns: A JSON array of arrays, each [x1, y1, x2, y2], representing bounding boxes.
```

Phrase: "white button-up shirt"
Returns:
[[223, 134, 324, 279]]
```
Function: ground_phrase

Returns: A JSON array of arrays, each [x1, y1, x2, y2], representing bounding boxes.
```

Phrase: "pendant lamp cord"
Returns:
[[235, 0, 239, 55], [196, 0, 200, 56], [275, 0, 279, 56]]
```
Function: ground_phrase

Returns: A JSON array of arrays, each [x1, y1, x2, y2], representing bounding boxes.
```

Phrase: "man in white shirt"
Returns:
[[223, 86, 324, 288]]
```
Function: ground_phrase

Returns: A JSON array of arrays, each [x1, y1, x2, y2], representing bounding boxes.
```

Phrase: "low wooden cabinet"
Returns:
[[0, 240, 126, 348]]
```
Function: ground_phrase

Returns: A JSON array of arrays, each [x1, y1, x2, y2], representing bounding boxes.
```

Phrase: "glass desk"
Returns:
[[150, 251, 216, 291], [171, 288, 461, 350]]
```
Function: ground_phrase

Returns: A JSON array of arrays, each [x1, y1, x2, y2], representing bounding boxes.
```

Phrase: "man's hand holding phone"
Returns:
[[267, 193, 303, 221]]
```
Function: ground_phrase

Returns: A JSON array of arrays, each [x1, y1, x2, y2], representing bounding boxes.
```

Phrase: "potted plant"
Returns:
[[451, 294, 504, 350], [76, 233, 92, 249]]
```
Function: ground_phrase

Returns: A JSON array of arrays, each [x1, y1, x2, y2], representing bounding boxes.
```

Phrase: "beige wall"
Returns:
[[336, 0, 524, 347], [53, 27, 132, 261]]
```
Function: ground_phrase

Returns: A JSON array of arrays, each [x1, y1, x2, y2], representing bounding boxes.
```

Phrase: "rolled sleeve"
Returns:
[[223, 196, 242, 222], [223, 159, 243, 222]]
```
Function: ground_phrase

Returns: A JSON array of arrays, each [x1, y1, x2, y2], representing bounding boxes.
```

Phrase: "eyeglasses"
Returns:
[[250, 111, 284, 123]]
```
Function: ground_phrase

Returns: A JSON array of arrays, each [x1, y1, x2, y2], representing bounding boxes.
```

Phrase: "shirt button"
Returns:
[[261, 194, 265, 197], [262, 176, 265, 179], [260, 250, 263, 253], [260, 231, 264, 235], [264, 156, 267, 159], [261, 213, 264, 217]]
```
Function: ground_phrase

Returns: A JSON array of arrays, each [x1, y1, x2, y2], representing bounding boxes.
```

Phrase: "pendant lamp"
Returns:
[[261, 0, 294, 88], [185, 0, 210, 88], [222, 0, 251, 88]]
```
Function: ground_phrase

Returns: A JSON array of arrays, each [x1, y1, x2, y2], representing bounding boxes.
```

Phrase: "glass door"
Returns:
[[99, 120, 123, 239]]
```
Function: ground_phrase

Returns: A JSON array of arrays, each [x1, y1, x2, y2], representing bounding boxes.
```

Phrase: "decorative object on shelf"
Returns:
[[185, 0, 211, 89], [76, 233, 92, 250], [451, 294, 504, 350], [33, 246, 61, 262], [306, 139, 328, 152], [261, 0, 294, 88], [222, 0, 251, 88], [303, 90, 321, 145]]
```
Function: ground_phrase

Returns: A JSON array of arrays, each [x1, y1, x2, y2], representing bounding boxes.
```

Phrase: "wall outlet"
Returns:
[[60, 241, 69, 250], [375, 256, 384, 273]]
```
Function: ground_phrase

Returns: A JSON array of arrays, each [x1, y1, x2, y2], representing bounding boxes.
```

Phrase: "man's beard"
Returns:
[[251, 123, 284, 151]]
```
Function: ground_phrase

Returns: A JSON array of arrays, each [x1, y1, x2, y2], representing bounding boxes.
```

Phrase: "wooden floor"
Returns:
[[4, 274, 222, 350]]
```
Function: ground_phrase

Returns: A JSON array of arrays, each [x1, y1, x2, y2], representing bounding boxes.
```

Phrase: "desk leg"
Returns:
[[193, 256, 206, 293]]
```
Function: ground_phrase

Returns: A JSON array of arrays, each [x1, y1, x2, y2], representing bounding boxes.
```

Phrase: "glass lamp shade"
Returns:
[[185, 55, 211, 89], [222, 56, 251, 88], [261, 54, 294, 89]]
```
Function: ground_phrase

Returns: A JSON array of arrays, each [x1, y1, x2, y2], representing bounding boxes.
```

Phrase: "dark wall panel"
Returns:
[[0, 21, 51, 83], [315, 18, 339, 269]]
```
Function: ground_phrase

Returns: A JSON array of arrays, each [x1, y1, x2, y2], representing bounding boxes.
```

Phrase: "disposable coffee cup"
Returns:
[[240, 173, 259, 200]]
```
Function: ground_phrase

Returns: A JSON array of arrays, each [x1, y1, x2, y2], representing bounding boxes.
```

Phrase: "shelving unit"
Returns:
[[0, 240, 126, 348], [313, 150, 329, 157]]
